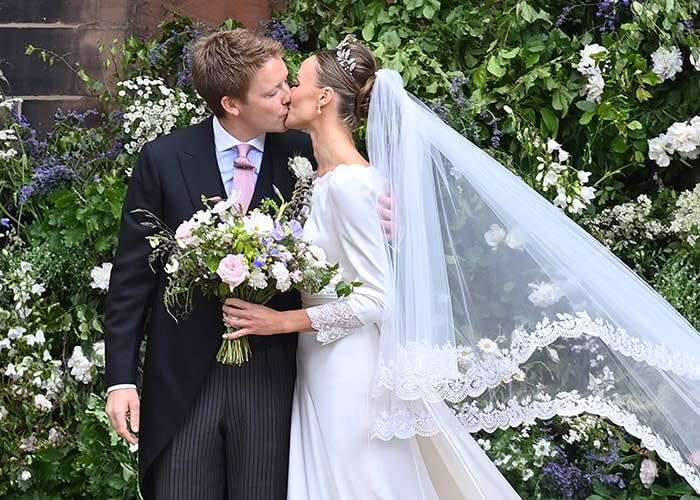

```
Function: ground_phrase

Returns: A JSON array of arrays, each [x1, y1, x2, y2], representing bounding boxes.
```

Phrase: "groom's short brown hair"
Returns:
[[191, 29, 284, 117]]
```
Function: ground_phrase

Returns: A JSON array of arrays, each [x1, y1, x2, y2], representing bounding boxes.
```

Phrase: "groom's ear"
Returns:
[[221, 96, 241, 117]]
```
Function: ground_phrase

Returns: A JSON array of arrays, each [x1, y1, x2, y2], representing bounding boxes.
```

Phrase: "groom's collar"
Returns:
[[212, 116, 266, 153]]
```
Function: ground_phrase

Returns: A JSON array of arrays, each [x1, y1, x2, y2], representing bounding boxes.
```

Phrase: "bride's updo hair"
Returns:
[[314, 39, 378, 130]]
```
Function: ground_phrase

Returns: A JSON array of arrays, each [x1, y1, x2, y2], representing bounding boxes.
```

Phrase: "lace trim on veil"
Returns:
[[454, 391, 700, 494], [374, 311, 700, 403]]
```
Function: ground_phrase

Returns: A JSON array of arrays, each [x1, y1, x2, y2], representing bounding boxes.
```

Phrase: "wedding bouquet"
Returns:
[[137, 157, 356, 365]]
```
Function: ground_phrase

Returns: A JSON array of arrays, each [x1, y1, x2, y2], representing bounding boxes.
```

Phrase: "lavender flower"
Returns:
[[430, 97, 449, 123], [490, 129, 503, 148], [260, 19, 307, 52], [450, 76, 469, 107], [542, 461, 590, 498], [253, 255, 267, 269], [596, 0, 617, 33], [18, 163, 79, 205], [270, 225, 283, 243], [289, 220, 303, 239], [54, 108, 99, 123], [555, 6, 573, 27], [0, 217, 10, 228]]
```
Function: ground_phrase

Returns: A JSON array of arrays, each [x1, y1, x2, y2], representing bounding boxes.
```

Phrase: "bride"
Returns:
[[223, 36, 700, 497]]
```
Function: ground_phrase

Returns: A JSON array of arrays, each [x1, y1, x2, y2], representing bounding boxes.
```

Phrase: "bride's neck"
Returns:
[[308, 122, 367, 176]]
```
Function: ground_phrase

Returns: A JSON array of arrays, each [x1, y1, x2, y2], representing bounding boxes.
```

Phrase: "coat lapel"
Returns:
[[177, 118, 226, 212]]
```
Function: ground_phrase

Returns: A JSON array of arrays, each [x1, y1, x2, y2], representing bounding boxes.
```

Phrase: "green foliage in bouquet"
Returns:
[[136, 162, 358, 365]]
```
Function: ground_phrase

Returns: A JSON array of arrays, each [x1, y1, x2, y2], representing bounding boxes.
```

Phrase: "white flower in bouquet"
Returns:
[[270, 261, 292, 292], [164, 256, 179, 274], [212, 196, 239, 214], [651, 46, 684, 82], [304, 245, 328, 268], [243, 212, 275, 235], [89, 262, 113, 291], [289, 155, 314, 180], [248, 269, 268, 290], [528, 281, 563, 307]]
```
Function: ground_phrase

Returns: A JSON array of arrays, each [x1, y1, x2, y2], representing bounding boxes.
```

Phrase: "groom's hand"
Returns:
[[106, 388, 140, 446], [377, 194, 394, 242]]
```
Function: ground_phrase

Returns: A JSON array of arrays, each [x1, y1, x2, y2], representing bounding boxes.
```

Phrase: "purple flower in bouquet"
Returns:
[[137, 175, 358, 365]]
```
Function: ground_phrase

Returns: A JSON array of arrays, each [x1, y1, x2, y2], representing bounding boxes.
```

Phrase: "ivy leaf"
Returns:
[[579, 111, 595, 125], [636, 87, 652, 102], [611, 136, 629, 153], [540, 107, 559, 137], [362, 21, 375, 41], [486, 56, 506, 78]]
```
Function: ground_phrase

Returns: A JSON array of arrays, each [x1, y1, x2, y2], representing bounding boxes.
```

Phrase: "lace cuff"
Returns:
[[306, 299, 364, 345]]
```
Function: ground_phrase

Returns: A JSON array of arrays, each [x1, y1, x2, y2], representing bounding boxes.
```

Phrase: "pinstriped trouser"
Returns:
[[150, 343, 297, 500]]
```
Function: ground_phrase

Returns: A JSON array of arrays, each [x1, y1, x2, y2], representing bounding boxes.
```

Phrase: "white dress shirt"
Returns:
[[212, 116, 265, 196]]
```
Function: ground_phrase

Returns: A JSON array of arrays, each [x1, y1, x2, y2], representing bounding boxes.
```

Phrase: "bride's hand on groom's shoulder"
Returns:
[[222, 298, 282, 338]]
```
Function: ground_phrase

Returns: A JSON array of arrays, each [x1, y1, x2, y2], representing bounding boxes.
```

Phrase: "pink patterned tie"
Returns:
[[232, 143, 257, 212]]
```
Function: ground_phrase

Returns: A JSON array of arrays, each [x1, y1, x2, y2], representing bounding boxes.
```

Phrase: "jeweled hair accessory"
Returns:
[[336, 34, 357, 74]]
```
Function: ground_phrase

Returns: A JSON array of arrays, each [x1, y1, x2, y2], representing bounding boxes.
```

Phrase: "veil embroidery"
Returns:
[[367, 69, 700, 493]]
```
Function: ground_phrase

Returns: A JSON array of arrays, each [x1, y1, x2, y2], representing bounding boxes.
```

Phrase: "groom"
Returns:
[[104, 29, 313, 499]]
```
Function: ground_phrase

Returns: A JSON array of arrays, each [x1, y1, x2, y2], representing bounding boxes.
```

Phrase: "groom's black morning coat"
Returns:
[[104, 117, 314, 495]]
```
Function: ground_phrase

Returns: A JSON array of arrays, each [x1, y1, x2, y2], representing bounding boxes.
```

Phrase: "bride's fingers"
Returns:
[[226, 298, 249, 308], [222, 327, 250, 339]]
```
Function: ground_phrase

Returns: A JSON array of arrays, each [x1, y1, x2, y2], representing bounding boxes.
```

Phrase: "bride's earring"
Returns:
[[317, 103, 322, 115]]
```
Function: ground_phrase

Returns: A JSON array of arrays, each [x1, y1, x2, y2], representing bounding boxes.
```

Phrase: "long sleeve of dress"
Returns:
[[305, 166, 390, 345]]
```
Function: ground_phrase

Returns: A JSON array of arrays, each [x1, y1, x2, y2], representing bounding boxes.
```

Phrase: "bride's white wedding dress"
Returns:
[[287, 164, 519, 499]]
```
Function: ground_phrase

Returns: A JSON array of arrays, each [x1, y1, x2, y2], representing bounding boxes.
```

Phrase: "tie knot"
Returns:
[[234, 143, 255, 169]]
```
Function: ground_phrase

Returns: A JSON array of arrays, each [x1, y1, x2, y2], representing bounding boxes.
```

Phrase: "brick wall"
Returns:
[[0, 0, 281, 132]]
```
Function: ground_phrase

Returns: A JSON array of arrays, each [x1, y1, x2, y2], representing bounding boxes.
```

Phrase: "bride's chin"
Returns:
[[284, 116, 305, 130]]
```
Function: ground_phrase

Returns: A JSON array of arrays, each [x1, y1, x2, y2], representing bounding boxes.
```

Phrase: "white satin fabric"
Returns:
[[287, 164, 519, 499]]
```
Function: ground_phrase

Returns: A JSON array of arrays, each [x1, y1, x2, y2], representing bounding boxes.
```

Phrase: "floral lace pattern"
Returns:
[[374, 311, 700, 404], [454, 392, 700, 494], [307, 298, 363, 345], [371, 399, 440, 440]]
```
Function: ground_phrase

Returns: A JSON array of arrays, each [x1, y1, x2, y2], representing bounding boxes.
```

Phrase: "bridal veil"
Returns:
[[367, 68, 700, 492]]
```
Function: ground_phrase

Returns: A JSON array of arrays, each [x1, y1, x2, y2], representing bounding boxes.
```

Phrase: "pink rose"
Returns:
[[216, 254, 249, 290], [175, 220, 198, 248]]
